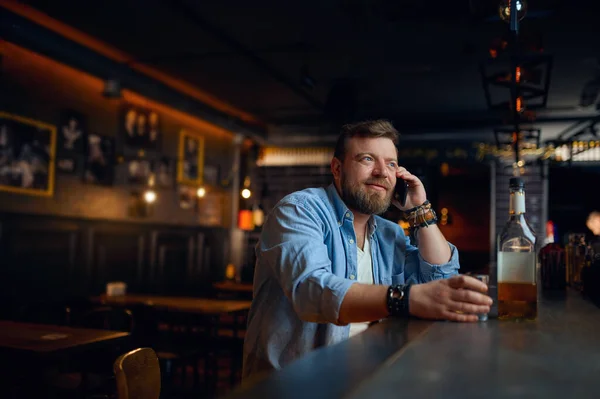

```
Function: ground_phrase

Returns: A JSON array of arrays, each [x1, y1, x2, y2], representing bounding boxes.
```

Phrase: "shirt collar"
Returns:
[[327, 183, 352, 225], [326, 183, 378, 235]]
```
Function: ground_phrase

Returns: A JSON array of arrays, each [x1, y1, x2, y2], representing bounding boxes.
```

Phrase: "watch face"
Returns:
[[393, 285, 405, 300]]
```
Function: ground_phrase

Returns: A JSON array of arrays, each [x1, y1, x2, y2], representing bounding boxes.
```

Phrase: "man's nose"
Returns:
[[372, 160, 390, 177]]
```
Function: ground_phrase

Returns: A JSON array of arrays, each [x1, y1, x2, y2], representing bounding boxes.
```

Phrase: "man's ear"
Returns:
[[331, 157, 342, 180]]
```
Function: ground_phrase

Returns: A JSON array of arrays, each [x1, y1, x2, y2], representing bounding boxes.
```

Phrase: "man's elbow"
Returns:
[[290, 282, 342, 325]]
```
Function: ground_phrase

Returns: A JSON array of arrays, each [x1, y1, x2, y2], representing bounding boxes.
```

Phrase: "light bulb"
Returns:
[[144, 190, 157, 204], [197, 187, 206, 198], [498, 0, 527, 22], [241, 188, 252, 199]]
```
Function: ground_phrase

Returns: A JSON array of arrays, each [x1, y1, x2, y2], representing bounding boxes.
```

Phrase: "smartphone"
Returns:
[[394, 179, 408, 207]]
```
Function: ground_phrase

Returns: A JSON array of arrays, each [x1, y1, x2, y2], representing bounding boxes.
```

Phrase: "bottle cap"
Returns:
[[509, 177, 524, 188]]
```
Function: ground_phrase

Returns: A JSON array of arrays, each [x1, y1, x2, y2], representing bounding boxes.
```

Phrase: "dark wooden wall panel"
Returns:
[[0, 213, 229, 302], [89, 228, 145, 294], [151, 231, 196, 294], [1, 219, 81, 299]]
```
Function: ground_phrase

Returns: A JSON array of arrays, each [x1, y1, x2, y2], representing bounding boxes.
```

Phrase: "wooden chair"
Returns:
[[113, 348, 161, 399]]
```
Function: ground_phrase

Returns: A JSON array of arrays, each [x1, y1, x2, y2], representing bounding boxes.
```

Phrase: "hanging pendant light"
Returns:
[[498, 0, 528, 23]]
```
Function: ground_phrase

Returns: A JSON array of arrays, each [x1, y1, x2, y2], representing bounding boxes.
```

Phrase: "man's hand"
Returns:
[[409, 275, 493, 322], [391, 166, 427, 211]]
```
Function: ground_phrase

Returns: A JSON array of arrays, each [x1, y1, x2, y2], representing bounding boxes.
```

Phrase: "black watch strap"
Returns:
[[386, 284, 412, 317]]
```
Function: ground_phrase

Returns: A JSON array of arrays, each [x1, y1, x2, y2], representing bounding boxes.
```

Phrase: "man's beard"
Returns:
[[340, 174, 393, 215]]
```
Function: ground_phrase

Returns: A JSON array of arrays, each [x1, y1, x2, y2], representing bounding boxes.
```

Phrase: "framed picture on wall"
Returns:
[[0, 112, 56, 196], [177, 129, 204, 186], [58, 109, 86, 154], [84, 133, 115, 185], [121, 104, 161, 150]]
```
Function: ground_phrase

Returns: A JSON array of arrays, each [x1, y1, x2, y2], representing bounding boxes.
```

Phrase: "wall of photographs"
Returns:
[[0, 43, 234, 228]]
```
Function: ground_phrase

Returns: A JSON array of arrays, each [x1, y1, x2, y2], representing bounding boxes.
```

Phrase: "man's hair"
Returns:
[[333, 119, 400, 161]]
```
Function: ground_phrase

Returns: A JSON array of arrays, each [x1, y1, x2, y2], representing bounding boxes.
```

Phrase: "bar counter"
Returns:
[[226, 290, 600, 399]]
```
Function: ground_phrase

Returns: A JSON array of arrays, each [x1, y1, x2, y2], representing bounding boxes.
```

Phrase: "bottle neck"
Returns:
[[509, 188, 526, 215]]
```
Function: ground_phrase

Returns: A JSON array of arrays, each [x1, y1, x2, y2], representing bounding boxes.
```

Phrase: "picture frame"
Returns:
[[58, 109, 86, 154], [0, 112, 56, 197], [177, 129, 205, 186], [121, 104, 161, 150], [84, 133, 115, 185]]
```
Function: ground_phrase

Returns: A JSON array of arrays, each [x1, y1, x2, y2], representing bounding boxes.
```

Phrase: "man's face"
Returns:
[[332, 137, 398, 216]]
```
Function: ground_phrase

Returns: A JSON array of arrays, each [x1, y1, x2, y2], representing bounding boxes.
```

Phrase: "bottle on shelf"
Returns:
[[497, 177, 538, 320]]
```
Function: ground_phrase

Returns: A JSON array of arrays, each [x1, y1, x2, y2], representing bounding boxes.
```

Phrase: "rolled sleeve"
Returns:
[[261, 201, 355, 324], [404, 240, 460, 284]]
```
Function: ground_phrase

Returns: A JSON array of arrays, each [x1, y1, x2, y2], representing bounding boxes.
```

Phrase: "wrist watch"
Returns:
[[386, 284, 412, 317]]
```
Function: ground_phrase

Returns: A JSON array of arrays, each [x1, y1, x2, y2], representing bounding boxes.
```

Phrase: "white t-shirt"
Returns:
[[348, 237, 374, 337]]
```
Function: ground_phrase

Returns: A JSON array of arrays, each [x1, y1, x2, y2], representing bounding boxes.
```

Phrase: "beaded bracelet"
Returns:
[[403, 200, 438, 230]]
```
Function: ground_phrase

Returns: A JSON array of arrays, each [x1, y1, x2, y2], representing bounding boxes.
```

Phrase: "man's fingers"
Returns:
[[447, 274, 488, 293], [451, 288, 493, 306], [447, 300, 491, 315], [441, 310, 479, 323]]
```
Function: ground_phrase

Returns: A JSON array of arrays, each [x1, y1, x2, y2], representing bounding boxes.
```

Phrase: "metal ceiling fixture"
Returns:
[[480, 0, 552, 171]]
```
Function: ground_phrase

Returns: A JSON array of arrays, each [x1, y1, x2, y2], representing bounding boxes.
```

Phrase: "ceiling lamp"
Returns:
[[241, 176, 252, 199], [498, 0, 528, 23]]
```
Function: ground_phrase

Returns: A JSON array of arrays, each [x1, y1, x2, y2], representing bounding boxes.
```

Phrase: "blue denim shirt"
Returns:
[[242, 184, 460, 378]]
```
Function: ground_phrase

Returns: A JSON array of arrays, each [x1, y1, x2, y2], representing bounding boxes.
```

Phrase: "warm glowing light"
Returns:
[[197, 187, 206, 198], [241, 188, 252, 199], [515, 67, 521, 82], [440, 208, 449, 226], [440, 162, 450, 176], [144, 190, 157, 203], [516, 97, 523, 112], [399, 220, 410, 232], [238, 210, 255, 230], [225, 263, 236, 280]]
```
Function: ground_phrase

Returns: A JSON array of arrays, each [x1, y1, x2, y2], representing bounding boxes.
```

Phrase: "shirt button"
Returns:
[[338, 221, 342, 226], [349, 274, 356, 280], [345, 212, 351, 218], [349, 239, 354, 244]]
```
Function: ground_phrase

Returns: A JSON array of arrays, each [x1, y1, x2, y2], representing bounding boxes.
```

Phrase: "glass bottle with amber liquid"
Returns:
[[497, 177, 537, 320]]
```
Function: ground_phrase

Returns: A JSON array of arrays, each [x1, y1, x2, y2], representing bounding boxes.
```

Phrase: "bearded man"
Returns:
[[242, 120, 492, 378]]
